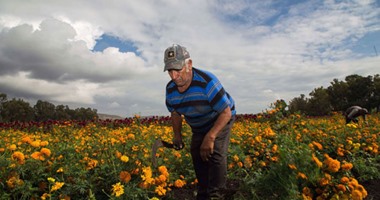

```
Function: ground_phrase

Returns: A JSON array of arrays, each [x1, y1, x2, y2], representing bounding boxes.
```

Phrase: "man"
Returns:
[[344, 106, 368, 124], [164, 44, 236, 200]]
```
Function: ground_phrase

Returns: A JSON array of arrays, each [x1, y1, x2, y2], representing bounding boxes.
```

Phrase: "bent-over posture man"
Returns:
[[164, 44, 236, 200], [345, 106, 368, 124]]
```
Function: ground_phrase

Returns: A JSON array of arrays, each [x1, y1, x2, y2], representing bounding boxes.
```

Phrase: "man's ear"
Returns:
[[186, 59, 193, 71]]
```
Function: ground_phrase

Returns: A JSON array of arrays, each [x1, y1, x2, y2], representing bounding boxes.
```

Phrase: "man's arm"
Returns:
[[200, 106, 232, 161], [171, 111, 184, 149]]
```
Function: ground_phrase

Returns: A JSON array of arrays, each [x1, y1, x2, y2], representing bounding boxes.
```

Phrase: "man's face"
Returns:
[[168, 64, 191, 88]]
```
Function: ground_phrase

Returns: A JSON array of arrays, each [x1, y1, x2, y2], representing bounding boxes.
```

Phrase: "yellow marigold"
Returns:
[[86, 159, 98, 170], [30, 140, 41, 148], [40, 148, 51, 157], [120, 155, 129, 163], [41, 193, 50, 200], [9, 144, 17, 151], [341, 162, 353, 171], [232, 155, 239, 162], [12, 151, 25, 164], [119, 171, 131, 183], [131, 145, 139, 152], [56, 167, 64, 173], [155, 185, 166, 196], [127, 133, 135, 140], [40, 141, 49, 146], [51, 182, 64, 192], [174, 179, 186, 188], [111, 182, 124, 197]]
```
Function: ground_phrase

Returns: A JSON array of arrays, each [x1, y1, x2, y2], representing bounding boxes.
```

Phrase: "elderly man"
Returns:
[[344, 106, 368, 124], [164, 44, 236, 200]]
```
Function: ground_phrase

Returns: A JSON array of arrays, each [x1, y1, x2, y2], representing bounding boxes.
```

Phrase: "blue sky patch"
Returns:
[[93, 34, 140, 55]]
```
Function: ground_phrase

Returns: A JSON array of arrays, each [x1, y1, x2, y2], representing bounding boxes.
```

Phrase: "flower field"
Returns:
[[1, 110, 379, 200]]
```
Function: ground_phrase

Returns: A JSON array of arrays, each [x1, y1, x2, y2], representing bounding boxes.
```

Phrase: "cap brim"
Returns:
[[164, 60, 184, 71]]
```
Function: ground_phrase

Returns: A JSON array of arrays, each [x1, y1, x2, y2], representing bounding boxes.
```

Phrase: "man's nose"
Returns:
[[169, 71, 179, 79]]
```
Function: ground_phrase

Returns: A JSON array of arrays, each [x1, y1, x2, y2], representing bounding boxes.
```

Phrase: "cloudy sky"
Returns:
[[0, 0, 379, 117]]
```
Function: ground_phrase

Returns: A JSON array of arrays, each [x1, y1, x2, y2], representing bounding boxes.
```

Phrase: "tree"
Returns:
[[1, 98, 35, 122], [55, 105, 71, 120], [370, 74, 380, 112], [0, 93, 8, 122], [307, 87, 331, 116], [288, 94, 308, 114], [345, 74, 372, 109], [327, 79, 349, 111], [34, 100, 56, 121]]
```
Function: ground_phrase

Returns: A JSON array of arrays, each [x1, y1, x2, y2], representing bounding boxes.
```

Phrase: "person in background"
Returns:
[[344, 105, 368, 124], [163, 44, 236, 200]]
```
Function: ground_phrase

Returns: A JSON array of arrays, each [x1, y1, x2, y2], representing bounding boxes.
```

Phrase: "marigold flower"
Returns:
[[312, 141, 323, 150], [111, 182, 124, 197], [120, 155, 129, 163], [174, 179, 186, 188], [312, 154, 323, 168], [51, 182, 64, 192], [31, 152, 45, 161], [6, 176, 24, 189], [9, 144, 17, 151], [56, 167, 64, 173], [40, 148, 51, 157], [336, 184, 346, 192], [30, 140, 41, 148], [341, 162, 353, 171], [297, 172, 307, 179], [324, 155, 340, 173], [155, 185, 166, 196], [341, 177, 349, 184], [119, 171, 131, 183], [12, 151, 25, 164], [351, 189, 362, 200], [288, 164, 297, 170]]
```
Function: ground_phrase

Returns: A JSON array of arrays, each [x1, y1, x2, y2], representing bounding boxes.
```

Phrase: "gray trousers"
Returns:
[[190, 117, 235, 200]]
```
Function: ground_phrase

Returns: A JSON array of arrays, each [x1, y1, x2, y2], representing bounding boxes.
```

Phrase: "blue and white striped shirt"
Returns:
[[166, 68, 236, 134]]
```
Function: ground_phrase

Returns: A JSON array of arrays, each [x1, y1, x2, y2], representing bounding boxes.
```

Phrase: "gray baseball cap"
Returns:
[[164, 44, 190, 71]]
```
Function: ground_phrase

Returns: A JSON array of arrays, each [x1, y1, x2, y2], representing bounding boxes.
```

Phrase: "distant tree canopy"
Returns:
[[288, 74, 380, 116], [0, 93, 98, 122]]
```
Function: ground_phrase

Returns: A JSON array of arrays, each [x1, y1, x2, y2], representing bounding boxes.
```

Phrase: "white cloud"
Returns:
[[0, 0, 379, 117]]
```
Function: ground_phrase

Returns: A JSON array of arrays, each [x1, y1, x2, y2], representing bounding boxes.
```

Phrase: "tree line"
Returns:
[[288, 74, 380, 116], [1, 73, 379, 122], [0, 93, 98, 123]]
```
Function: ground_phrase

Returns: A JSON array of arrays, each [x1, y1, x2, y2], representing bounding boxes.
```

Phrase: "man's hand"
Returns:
[[200, 135, 215, 161], [173, 138, 184, 150]]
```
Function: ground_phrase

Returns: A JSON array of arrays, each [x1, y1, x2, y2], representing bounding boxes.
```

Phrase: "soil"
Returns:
[[167, 179, 380, 200]]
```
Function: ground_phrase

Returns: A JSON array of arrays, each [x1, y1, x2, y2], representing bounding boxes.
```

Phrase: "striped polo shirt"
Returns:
[[166, 68, 236, 134]]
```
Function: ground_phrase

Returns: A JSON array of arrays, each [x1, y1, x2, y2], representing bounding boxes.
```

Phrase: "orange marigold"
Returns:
[[40, 148, 51, 157], [12, 151, 25, 164], [341, 162, 353, 171], [119, 171, 131, 183], [174, 179, 186, 188]]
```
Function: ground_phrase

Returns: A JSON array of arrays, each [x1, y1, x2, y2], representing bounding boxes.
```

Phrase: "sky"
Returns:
[[0, 0, 379, 117]]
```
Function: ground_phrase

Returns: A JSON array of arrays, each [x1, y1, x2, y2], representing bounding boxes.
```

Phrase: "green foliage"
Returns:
[[288, 73, 380, 116]]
